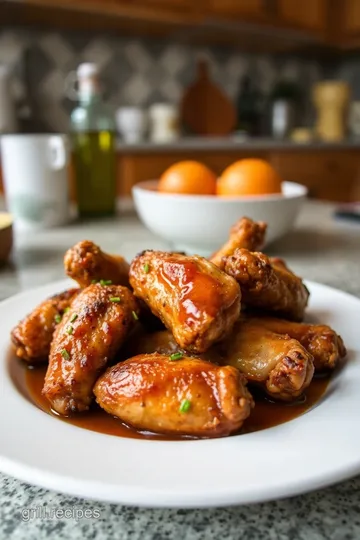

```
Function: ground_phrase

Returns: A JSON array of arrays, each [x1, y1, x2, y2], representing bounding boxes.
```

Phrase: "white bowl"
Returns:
[[133, 181, 307, 256]]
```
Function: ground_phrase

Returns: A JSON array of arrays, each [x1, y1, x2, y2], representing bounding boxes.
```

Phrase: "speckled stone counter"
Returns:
[[1, 201, 360, 540]]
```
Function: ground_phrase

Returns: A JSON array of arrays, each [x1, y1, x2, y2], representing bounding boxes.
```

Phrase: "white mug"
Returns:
[[0, 134, 69, 229]]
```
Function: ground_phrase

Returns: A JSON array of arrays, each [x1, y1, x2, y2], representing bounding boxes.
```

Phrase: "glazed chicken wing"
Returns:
[[210, 217, 267, 269], [94, 353, 253, 437], [224, 248, 309, 321], [245, 316, 346, 372], [43, 284, 140, 415], [124, 328, 180, 357], [64, 240, 130, 288], [216, 319, 314, 401], [11, 288, 80, 364], [129, 251, 241, 353], [123, 328, 222, 365]]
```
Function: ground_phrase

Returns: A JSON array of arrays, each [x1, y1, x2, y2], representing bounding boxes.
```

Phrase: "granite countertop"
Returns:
[[116, 136, 360, 153], [1, 201, 360, 540]]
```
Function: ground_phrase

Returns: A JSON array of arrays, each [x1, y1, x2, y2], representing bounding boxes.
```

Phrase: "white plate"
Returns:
[[0, 279, 359, 508]]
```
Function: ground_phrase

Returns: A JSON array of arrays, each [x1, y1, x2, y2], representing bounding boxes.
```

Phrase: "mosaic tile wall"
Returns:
[[0, 28, 324, 133]]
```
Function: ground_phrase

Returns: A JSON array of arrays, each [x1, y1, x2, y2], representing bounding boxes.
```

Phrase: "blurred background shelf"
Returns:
[[2, 0, 359, 52], [2, 140, 358, 202], [115, 143, 360, 202], [3, 0, 360, 208]]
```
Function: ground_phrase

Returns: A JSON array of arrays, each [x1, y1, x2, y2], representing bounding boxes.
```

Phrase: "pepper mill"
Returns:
[[313, 81, 350, 141]]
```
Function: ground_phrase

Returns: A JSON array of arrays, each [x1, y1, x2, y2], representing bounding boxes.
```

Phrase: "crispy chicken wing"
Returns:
[[43, 284, 140, 415], [64, 240, 130, 288], [94, 353, 253, 437], [245, 316, 346, 371], [210, 217, 267, 269], [216, 320, 314, 401], [11, 288, 80, 364], [224, 248, 309, 321], [129, 251, 241, 353]]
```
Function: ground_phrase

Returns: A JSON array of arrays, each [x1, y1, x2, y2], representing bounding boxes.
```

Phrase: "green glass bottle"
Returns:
[[70, 63, 116, 217]]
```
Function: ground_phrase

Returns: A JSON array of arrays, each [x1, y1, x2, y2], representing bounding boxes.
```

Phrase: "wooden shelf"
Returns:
[[2, 146, 360, 203]]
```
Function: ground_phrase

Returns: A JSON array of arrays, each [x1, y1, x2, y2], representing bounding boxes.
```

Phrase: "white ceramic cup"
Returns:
[[0, 134, 70, 229], [116, 107, 147, 143]]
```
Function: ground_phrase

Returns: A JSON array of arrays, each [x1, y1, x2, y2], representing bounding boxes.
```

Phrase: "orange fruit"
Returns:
[[158, 160, 217, 195], [217, 159, 282, 197]]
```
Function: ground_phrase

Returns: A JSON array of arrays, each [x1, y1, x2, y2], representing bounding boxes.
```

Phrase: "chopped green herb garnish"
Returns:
[[70, 313, 78, 323], [66, 325, 74, 335], [91, 279, 98, 284], [64, 307, 70, 313], [110, 297, 121, 303], [143, 263, 150, 273], [169, 352, 184, 361], [61, 349, 70, 360], [54, 314, 62, 324], [132, 310, 139, 321], [179, 399, 191, 413], [100, 279, 112, 286]]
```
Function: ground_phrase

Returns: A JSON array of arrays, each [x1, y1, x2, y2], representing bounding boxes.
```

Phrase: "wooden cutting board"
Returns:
[[181, 60, 236, 136]]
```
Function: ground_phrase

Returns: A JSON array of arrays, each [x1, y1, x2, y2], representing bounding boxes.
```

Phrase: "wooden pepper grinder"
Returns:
[[313, 81, 350, 141]]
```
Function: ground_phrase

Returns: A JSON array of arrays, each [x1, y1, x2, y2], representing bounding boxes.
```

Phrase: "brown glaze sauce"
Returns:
[[22, 362, 330, 440], [159, 258, 221, 324]]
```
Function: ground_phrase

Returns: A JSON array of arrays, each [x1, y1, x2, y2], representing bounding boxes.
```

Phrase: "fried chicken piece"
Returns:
[[245, 316, 346, 372], [210, 217, 267, 269], [270, 257, 288, 269], [129, 251, 241, 353], [123, 328, 222, 365], [64, 240, 130, 288], [124, 328, 180, 357], [43, 284, 140, 415], [94, 353, 253, 438], [11, 288, 80, 364], [216, 320, 314, 401], [224, 248, 309, 321], [128, 324, 313, 402]]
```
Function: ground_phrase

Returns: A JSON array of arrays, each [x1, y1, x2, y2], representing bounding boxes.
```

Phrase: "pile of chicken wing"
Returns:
[[11, 217, 346, 438]]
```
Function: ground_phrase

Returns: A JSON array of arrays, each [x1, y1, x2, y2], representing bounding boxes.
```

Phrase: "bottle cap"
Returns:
[[77, 63, 99, 79]]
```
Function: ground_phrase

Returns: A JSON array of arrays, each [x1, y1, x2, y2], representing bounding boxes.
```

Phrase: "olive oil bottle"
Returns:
[[70, 63, 116, 217]]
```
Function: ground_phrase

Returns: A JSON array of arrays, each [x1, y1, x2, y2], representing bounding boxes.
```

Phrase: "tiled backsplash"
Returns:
[[0, 28, 324, 133]]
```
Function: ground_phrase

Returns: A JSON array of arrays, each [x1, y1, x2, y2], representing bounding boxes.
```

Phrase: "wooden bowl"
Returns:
[[0, 213, 13, 264]]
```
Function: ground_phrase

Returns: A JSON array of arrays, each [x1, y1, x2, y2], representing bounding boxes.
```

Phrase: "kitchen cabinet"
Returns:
[[207, 0, 327, 36], [133, 0, 194, 10], [74, 0, 201, 17], [277, 0, 327, 32], [130, 0, 203, 20], [270, 150, 360, 201], [342, 0, 360, 33], [4, 0, 202, 28], [116, 147, 360, 202], [2, 0, 328, 49], [208, 0, 265, 19], [329, 0, 360, 48], [2, 146, 360, 203], [7, 0, 360, 50]]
